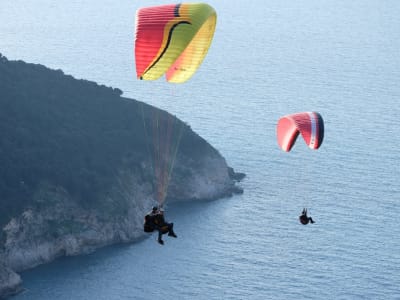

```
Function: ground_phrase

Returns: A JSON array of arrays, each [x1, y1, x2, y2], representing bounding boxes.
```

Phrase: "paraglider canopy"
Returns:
[[276, 112, 324, 152], [134, 3, 217, 83]]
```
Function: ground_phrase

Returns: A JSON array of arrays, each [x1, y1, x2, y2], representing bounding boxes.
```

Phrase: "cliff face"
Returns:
[[2, 161, 237, 273], [0, 54, 244, 298], [2, 170, 149, 272], [0, 261, 21, 300]]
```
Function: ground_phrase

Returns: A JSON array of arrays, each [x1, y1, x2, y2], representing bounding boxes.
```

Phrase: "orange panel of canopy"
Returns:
[[277, 112, 324, 152], [135, 3, 217, 83]]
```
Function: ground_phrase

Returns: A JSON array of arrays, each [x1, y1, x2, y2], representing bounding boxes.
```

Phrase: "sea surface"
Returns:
[[1, 0, 400, 299]]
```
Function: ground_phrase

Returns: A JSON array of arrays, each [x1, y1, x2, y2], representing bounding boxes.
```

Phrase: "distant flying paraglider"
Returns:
[[135, 3, 217, 83], [277, 112, 324, 225], [276, 112, 324, 152]]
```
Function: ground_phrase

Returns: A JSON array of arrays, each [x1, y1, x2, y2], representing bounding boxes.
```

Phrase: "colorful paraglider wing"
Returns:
[[135, 3, 217, 83], [277, 112, 324, 152]]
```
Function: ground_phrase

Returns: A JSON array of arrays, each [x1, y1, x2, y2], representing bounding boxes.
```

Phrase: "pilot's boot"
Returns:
[[168, 232, 177, 238]]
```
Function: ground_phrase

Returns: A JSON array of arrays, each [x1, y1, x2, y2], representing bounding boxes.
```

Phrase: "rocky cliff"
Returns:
[[0, 54, 244, 298], [0, 260, 21, 300]]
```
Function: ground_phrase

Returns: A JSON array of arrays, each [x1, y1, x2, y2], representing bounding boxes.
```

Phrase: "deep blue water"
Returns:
[[1, 0, 400, 299]]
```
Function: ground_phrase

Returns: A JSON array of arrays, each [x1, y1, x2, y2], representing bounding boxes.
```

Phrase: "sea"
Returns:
[[1, 0, 399, 299]]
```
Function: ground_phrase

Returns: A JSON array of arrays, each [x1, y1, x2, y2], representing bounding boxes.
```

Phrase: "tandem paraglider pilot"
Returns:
[[144, 206, 177, 245]]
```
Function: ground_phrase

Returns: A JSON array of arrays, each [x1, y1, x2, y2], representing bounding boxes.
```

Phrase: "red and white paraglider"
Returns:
[[276, 112, 324, 152], [277, 112, 324, 225]]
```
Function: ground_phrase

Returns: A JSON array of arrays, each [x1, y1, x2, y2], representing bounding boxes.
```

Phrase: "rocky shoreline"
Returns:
[[0, 261, 22, 300], [0, 167, 244, 299]]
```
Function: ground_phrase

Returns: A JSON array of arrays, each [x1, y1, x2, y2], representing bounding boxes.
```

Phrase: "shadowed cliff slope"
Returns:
[[0, 53, 242, 230]]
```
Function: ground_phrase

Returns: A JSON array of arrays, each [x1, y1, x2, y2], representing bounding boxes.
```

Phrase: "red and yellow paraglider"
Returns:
[[134, 3, 217, 206], [135, 3, 217, 83]]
